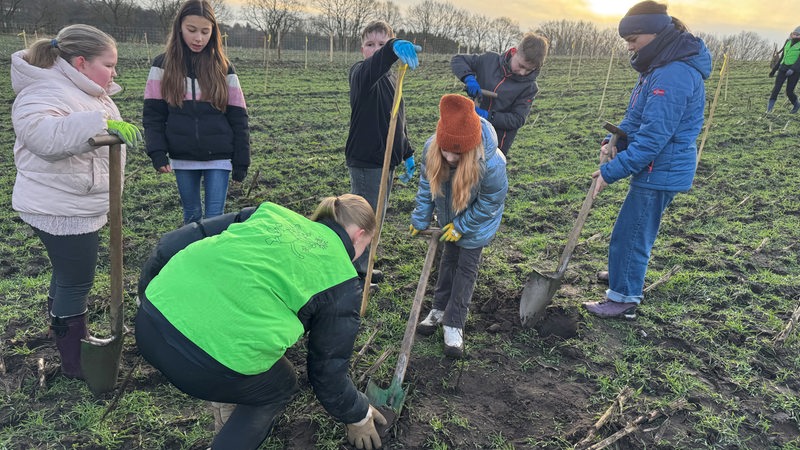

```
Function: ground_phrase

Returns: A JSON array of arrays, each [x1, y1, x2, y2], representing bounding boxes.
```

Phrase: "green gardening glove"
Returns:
[[106, 120, 143, 149]]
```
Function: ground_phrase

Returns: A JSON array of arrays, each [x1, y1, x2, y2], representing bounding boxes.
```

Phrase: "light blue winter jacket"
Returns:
[[601, 38, 712, 191], [411, 118, 508, 249]]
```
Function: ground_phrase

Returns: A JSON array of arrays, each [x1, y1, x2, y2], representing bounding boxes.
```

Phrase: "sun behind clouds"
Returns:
[[585, 0, 636, 17]]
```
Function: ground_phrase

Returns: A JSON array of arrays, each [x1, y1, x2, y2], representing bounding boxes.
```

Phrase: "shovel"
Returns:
[[80, 134, 124, 396], [365, 228, 441, 416], [519, 122, 626, 326]]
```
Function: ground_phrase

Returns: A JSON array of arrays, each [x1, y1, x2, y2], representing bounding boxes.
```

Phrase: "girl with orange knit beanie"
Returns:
[[410, 94, 508, 358]]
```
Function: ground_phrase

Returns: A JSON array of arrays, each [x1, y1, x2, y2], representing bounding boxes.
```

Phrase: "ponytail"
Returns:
[[24, 24, 115, 69], [310, 194, 376, 235]]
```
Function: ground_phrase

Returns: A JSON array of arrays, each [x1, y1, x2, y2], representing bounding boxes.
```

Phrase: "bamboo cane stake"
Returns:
[[697, 53, 728, 168], [598, 50, 615, 118]]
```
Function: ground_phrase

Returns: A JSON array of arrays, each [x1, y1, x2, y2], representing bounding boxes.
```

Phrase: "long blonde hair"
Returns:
[[310, 194, 376, 235], [425, 139, 483, 213], [161, 0, 229, 111]]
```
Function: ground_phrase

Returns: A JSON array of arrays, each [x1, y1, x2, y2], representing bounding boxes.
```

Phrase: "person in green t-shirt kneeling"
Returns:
[[136, 194, 387, 450]]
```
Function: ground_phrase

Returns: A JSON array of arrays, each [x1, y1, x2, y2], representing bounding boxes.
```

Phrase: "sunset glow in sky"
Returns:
[[226, 0, 798, 45], [405, 0, 799, 45]]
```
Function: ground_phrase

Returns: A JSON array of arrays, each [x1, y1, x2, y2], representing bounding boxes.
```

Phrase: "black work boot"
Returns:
[[51, 314, 87, 379]]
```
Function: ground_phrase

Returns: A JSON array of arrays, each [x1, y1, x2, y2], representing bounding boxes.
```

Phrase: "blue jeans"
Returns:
[[348, 166, 394, 274], [607, 185, 677, 305], [174, 169, 230, 224]]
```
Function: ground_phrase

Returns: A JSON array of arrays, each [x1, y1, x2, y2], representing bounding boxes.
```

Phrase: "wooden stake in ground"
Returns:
[[598, 50, 615, 118], [359, 64, 409, 316], [697, 53, 728, 167]]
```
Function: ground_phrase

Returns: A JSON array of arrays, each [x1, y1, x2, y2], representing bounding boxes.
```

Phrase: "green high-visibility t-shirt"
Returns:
[[145, 202, 357, 375], [783, 40, 800, 65]]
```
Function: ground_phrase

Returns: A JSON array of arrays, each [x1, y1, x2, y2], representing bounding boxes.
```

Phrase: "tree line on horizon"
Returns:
[[0, 0, 779, 60]]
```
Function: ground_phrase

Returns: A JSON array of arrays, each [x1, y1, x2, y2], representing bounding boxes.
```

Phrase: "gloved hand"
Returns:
[[409, 224, 421, 236], [464, 75, 482, 98], [398, 155, 415, 183], [106, 120, 143, 149], [787, 69, 795, 76], [232, 167, 247, 183], [440, 222, 462, 242], [475, 107, 489, 120], [392, 40, 421, 69], [346, 405, 387, 450]]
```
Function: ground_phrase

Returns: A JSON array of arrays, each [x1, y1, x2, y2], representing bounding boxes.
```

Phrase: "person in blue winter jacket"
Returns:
[[583, 0, 712, 319], [411, 94, 508, 358]]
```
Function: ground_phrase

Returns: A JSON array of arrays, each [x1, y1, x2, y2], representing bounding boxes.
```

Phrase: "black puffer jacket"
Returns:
[[142, 53, 250, 175], [451, 49, 540, 154], [345, 39, 413, 169]]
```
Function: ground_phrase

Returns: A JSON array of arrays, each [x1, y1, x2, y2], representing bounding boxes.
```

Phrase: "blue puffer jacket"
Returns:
[[601, 31, 712, 191], [411, 118, 508, 249]]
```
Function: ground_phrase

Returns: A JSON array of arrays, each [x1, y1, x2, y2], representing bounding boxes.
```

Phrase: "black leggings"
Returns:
[[135, 300, 298, 450], [770, 70, 800, 104], [33, 227, 98, 317]]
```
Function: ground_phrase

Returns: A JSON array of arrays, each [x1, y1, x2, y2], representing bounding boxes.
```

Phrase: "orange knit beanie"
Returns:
[[436, 94, 481, 154]]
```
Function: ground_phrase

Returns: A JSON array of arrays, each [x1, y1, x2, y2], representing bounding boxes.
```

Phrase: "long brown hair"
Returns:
[[425, 139, 482, 214], [25, 24, 115, 69], [161, 0, 229, 111]]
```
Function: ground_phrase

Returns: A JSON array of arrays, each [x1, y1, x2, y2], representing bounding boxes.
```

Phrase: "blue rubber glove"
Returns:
[[398, 155, 415, 183], [464, 75, 482, 98], [475, 107, 489, 119], [392, 40, 421, 69], [787, 69, 796, 76]]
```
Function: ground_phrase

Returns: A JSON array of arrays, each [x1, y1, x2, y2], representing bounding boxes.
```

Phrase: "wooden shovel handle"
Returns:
[[89, 135, 124, 338]]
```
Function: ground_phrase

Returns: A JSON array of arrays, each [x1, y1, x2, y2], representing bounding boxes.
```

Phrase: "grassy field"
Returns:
[[1, 39, 799, 449]]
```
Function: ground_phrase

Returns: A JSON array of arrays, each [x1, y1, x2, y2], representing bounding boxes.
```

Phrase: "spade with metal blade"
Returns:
[[80, 134, 125, 396], [365, 228, 441, 418], [519, 122, 626, 326]]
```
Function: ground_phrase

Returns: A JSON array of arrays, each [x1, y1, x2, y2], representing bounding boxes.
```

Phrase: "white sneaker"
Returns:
[[416, 309, 444, 336], [443, 325, 464, 358]]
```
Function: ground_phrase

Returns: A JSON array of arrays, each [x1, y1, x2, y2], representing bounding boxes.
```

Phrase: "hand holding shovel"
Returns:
[[519, 122, 626, 326]]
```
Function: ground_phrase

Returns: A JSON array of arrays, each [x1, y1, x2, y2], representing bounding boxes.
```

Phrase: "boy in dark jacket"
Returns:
[[451, 32, 549, 156], [767, 26, 800, 113], [345, 20, 419, 281]]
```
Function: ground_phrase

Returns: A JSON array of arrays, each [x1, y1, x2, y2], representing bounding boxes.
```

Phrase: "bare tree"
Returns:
[[460, 13, 491, 52], [723, 30, 771, 61], [243, 0, 303, 59], [374, 1, 401, 29], [487, 16, 520, 53], [310, 0, 375, 51], [0, 0, 25, 26], [405, 0, 436, 42], [87, 0, 137, 27], [210, 0, 233, 24], [147, 0, 182, 32]]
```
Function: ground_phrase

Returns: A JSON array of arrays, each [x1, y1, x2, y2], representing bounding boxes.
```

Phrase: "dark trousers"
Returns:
[[135, 300, 298, 450], [432, 243, 484, 329], [33, 227, 98, 317], [770, 70, 800, 104], [349, 166, 394, 274]]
